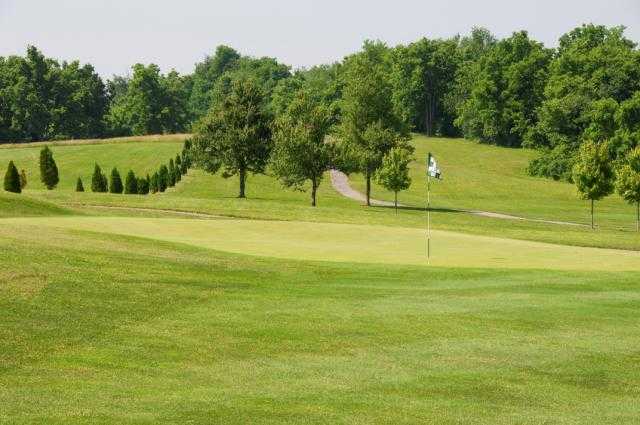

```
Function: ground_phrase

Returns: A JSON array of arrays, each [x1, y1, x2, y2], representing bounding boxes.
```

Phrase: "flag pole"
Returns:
[[427, 153, 431, 263]]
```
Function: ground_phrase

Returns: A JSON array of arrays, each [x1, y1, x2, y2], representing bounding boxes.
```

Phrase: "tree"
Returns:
[[4, 161, 21, 193], [271, 90, 334, 206], [175, 154, 182, 182], [19, 169, 27, 189], [168, 159, 176, 186], [376, 147, 413, 213], [189, 45, 241, 120], [109, 168, 123, 194], [193, 75, 272, 198], [454, 31, 552, 147], [150, 172, 159, 193], [339, 41, 410, 206], [157, 165, 169, 192], [572, 140, 615, 229], [527, 25, 640, 178], [39, 146, 59, 190], [76, 177, 84, 192], [91, 163, 108, 192], [124, 170, 138, 194], [390, 37, 461, 136], [138, 174, 150, 195], [616, 147, 640, 231]]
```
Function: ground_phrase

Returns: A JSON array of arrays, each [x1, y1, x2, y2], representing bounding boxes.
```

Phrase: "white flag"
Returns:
[[427, 153, 441, 179]]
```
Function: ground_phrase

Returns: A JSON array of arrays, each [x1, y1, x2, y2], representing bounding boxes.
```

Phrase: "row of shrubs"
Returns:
[[4, 141, 192, 195], [78, 152, 191, 195]]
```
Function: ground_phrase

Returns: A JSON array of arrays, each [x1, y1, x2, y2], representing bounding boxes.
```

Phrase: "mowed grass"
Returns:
[[351, 135, 638, 231], [1, 223, 640, 424], [3, 216, 638, 271], [2, 134, 638, 251]]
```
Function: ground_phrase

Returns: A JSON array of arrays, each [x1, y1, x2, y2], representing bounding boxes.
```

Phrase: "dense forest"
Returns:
[[1, 24, 639, 180]]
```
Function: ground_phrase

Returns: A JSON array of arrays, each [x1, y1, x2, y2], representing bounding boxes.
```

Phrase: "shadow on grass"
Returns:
[[369, 205, 465, 213]]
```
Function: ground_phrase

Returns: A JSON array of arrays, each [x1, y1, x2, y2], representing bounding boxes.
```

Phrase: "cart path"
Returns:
[[329, 169, 587, 227]]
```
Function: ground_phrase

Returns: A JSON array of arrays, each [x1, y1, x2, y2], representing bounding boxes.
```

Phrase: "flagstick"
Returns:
[[427, 170, 431, 264]]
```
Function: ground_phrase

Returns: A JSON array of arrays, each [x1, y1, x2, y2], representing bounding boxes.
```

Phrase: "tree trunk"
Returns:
[[637, 201, 639, 232], [239, 167, 246, 198], [394, 191, 398, 214], [366, 171, 371, 206], [591, 199, 594, 230], [311, 178, 317, 207]]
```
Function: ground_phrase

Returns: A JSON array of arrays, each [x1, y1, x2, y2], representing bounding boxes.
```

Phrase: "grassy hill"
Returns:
[[1, 134, 639, 423], [2, 134, 637, 250], [0, 134, 186, 190]]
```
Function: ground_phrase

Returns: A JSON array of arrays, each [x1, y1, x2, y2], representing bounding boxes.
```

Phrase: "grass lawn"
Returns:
[[2, 216, 638, 271], [2, 134, 638, 250], [2, 134, 640, 423], [1, 223, 639, 424]]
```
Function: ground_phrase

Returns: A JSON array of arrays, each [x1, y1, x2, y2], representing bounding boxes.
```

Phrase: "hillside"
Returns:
[[1, 134, 638, 250]]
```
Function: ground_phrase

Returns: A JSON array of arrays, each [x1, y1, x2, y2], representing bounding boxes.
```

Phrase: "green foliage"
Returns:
[[0, 46, 107, 142], [150, 172, 159, 194], [572, 140, 615, 228], [39, 146, 59, 190], [4, 161, 21, 193], [375, 147, 413, 211], [194, 75, 272, 198], [616, 147, 640, 230], [189, 45, 241, 120], [157, 165, 168, 192], [455, 31, 552, 147], [168, 159, 176, 187], [91, 163, 108, 192], [390, 37, 461, 136], [75, 177, 84, 192], [19, 169, 27, 189], [105, 64, 189, 136], [109, 168, 123, 194], [124, 170, 138, 195], [338, 41, 410, 205], [527, 25, 640, 178], [137, 175, 150, 195], [271, 90, 334, 206]]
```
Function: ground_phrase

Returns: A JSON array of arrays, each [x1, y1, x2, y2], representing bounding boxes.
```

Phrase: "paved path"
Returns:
[[329, 169, 587, 227]]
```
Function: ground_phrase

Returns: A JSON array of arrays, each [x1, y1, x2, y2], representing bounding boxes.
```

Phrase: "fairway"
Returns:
[[3, 216, 638, 271]]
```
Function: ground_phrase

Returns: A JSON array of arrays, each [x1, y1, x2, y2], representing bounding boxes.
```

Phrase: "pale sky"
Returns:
[[1, 0, 638, 78]]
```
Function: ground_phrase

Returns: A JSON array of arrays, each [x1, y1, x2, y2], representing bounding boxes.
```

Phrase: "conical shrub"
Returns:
[[109, 168, 123, 194], [125, 170, 138, 194], [76, 177, 85, 192], [4, 161, 21, 193]]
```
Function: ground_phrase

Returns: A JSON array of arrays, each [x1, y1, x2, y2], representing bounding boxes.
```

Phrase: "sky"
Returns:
[[1, 0, 639, 77]]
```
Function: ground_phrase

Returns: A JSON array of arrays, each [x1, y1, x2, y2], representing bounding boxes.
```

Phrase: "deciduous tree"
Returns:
[[375, 147, 413, 213], [616, 147, 640, 231], [572, 140, 615, 229]]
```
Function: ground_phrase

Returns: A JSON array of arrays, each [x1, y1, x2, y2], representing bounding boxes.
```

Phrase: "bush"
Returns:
[[137, 175, 150, 195], [168, 159, 176, 187], [19, 169, 27, 189], [76, 177, 85, 192], [124, 170, 138, 194], [91, 164, 108, 192], [4, 161, 21, 193], [109, 168, 123, 194], [158, 165, 169, 192], [150, 172, 159, 193], [39, 146, 59, 190]]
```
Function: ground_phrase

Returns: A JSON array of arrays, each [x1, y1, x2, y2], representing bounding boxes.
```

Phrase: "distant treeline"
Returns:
[[1, 24, 639, 179]]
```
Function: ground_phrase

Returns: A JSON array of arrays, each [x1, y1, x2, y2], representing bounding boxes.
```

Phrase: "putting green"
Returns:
[[2, 216, 639, 270]]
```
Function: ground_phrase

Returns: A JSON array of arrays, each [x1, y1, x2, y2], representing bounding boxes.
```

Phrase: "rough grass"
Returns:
[[1, 224, 639, 424]]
